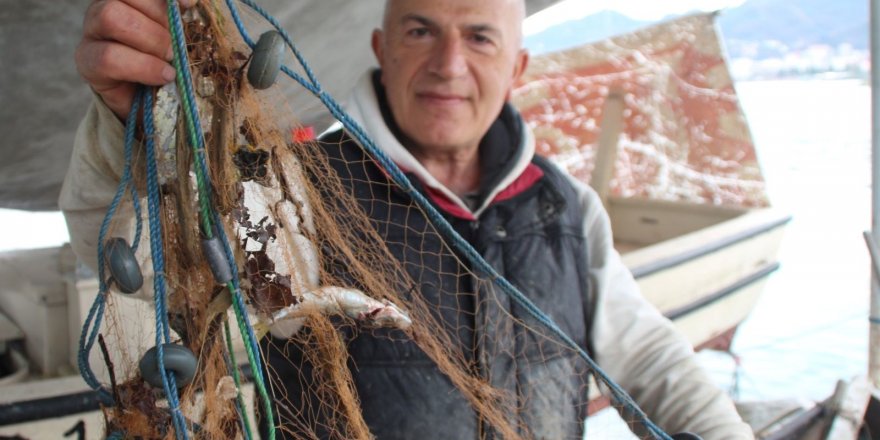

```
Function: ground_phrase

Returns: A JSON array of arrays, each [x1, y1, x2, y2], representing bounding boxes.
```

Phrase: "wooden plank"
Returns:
[[590, 91, 625, 208], [826, 376, 872, 440]]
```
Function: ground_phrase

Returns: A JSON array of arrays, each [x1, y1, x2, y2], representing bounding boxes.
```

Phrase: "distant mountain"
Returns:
[[524, 10, 649, 55], [525, 0, 869, 59], [718, 0, 869, 53]]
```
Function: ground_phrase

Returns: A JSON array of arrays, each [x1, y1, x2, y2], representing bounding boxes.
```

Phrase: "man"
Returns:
[[63, 0, 754, 438]]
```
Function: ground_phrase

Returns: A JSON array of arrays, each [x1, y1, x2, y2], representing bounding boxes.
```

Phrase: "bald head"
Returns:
[[380, 0, 527, 47]]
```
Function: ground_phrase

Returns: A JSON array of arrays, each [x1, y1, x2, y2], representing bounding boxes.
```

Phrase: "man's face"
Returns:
[[372, 0, 529, 155]]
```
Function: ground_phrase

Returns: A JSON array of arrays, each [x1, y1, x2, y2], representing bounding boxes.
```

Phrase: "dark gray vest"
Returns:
[[260, 132, 594, 440]]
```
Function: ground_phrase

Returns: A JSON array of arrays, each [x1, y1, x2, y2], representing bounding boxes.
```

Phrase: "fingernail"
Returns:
[[162, 65, 176, 82], [165, 46, 174, 61]]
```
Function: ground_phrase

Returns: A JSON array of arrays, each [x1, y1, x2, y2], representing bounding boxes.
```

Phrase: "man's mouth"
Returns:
[[417, 92, 467, 105]]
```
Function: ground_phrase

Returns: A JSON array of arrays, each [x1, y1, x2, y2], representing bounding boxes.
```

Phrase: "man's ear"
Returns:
[[513, 48, 529, 82], [371, 29, 384, 68], [505, 49, 530, 100]]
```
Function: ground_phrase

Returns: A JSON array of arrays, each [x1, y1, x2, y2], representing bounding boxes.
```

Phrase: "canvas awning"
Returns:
[[0, 0, 558, 211]]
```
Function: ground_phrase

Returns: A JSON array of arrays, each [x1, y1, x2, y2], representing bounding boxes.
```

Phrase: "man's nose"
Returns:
[[428, 34, 468, 79]]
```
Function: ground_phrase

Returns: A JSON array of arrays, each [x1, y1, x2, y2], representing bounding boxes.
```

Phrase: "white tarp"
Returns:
[[0, 0, 559, 211]]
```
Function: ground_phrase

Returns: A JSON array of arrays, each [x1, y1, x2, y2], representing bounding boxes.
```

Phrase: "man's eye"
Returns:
[[470, 34, 491, 44], [407, 27, 430, 38]]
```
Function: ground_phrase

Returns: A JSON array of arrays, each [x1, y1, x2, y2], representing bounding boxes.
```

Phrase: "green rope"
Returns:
[[163, 2, 274, 438], [165, 0, 214, 236], [228, 282, 275, 439], [225, 319, 255, 439]]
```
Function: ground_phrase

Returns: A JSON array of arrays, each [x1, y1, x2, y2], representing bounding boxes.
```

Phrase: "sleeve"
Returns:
[[59, 95, 156, 302], [571, 178, 754, 439]]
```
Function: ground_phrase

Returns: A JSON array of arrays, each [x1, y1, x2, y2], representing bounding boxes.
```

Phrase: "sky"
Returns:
[[0, 209, 70, 252], [524, 0, 748, 35]]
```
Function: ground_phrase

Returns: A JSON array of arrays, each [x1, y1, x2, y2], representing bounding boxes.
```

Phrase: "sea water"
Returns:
[[697, 78, 873, 403], [587, 78, 873, 437]]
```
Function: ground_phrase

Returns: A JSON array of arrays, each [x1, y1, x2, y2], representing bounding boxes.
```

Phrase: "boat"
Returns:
[[0, 3, 795, 439], [511, 12, 790, 352]]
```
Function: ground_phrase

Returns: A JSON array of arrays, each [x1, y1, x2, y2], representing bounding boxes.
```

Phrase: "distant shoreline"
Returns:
[[735, 73, 869, 83]]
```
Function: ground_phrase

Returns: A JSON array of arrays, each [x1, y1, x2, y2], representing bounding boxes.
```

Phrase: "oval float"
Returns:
[[139, 343, 198, 389], [104, 237, 143, 294], [247, 30, 285, 90]]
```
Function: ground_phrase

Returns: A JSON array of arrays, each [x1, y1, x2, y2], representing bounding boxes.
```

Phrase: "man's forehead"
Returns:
[[383, 0, 525, 27]]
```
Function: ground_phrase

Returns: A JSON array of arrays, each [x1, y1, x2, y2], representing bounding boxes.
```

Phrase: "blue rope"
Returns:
[[225, 1, 671, 438], [78, 87, 145, 403], [77, 291, 111, 402], [143, 88, 190, 440], [130, 186, 143, 253]]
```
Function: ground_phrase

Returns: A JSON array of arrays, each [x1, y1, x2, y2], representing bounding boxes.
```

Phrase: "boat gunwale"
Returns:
[[663, 261, 780, 321], [624, 206, 791, 279]]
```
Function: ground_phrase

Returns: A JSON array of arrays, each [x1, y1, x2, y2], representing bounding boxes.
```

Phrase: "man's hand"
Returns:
[[75, 0, 196, 120]]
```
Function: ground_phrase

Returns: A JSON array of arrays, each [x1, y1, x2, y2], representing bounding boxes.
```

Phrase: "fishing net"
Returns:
[[76, 1, 696, 439], [513, 13, 768, 208]]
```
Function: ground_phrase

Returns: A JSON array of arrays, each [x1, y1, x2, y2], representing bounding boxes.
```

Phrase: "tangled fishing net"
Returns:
[[77, 1, 689, 439]]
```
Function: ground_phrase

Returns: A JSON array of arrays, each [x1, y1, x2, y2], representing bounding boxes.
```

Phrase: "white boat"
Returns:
[[511, 12, 790, 353], [616, 198, 789, 351]]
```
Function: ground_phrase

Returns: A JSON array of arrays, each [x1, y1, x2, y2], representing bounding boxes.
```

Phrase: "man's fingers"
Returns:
[[84, 0, 197, 60], [88, 0, 194, 29], [78, 40, 175, 87], [119, 0, 170, 28], [85, 0, 173, 62], [76, 40, 175, 118], [114, 0, 199, 28], [76, 0, 197, 119]]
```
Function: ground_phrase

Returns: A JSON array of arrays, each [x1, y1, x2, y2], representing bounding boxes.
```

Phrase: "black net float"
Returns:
[[104, 237, 144, 294], [139, 343, 198, 389], [247, 30, 285, 90]]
